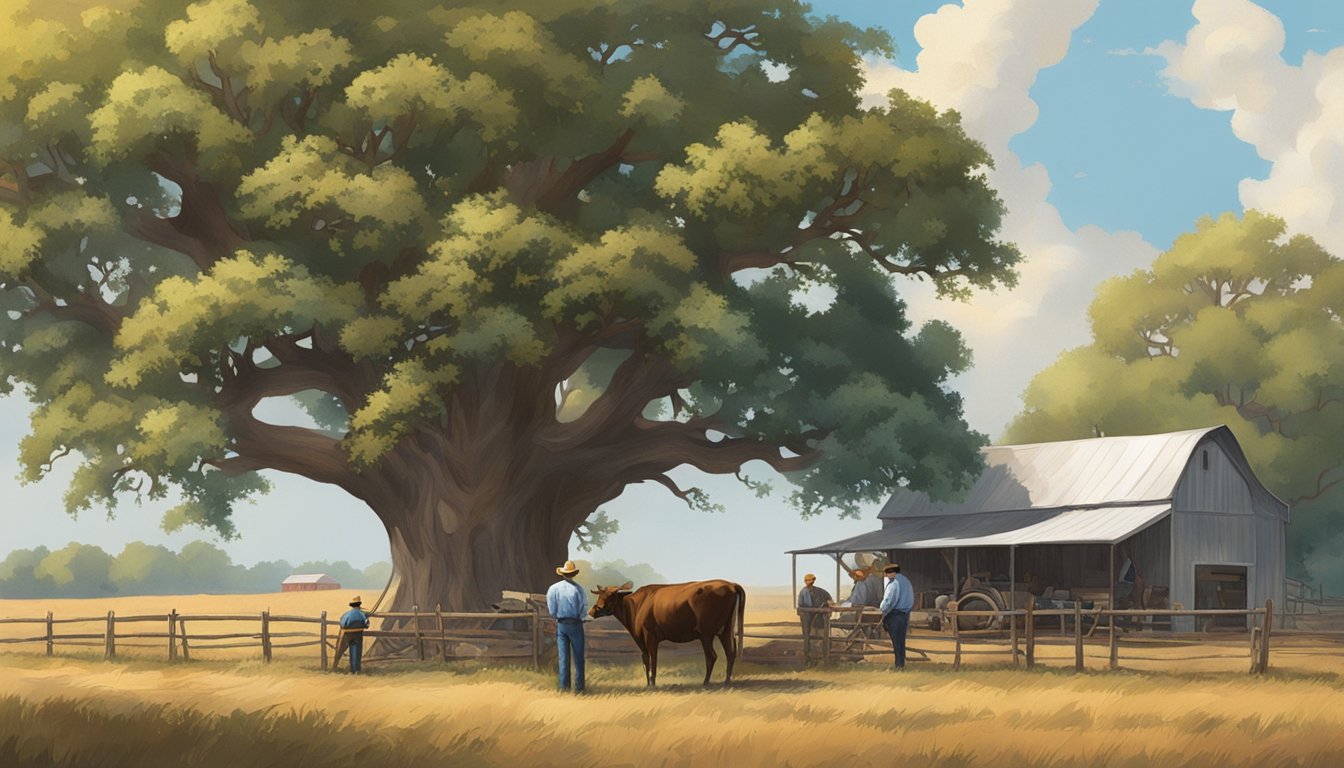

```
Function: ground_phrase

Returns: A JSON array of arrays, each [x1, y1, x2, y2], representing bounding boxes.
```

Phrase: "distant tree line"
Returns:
[[0, 542, 671, 600], [0, 541, 393, 598]]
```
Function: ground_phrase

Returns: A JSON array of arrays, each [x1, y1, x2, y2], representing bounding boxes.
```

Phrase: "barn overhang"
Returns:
[[788, 503, 1172, 554]]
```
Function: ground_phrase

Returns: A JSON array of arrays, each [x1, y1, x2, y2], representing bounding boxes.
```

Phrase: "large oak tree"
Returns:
[[1008, 211, 1344, 582], [1, 0, 1018, 610]]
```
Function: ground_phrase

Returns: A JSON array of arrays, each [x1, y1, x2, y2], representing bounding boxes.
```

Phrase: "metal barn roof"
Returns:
[[281, 573, 340, 585], [791, 425, 1287, 555], [879, 426, 1219, 519]]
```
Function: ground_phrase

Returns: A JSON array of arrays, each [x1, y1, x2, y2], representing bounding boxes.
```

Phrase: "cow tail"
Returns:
[[735, 583, 746, 655]]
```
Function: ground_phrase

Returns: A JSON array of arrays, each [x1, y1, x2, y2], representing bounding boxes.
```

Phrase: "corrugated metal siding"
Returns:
[[1170, 512, 1259, 631], [1173, 443, 1255, 515]]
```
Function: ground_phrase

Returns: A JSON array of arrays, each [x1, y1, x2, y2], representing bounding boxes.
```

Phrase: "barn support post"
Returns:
[[791, 554, 797, 615], [45, 611, 53, 657], [1009, 545, 1018, 668], [320, 611, 328, 670], [834, 557, 842, 603], [1108, 544, 1117, 671], [952, 548, 960, 599], [1025, 601, 1035, 670], [1073, 602, 1083, 671], [168, 610, 177, 662]]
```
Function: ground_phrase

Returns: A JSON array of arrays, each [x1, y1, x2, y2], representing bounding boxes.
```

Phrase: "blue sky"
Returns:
[[5, 1, 1343, 589]]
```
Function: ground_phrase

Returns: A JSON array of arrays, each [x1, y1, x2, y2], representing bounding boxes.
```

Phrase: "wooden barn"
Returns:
[[280, 573, 341, 592], [790, 426, 1289, 631]]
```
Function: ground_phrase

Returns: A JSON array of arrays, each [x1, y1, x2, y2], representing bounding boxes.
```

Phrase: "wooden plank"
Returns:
[[320, 611, 328, 670], [1259, 599, 1273, 674], [261, 611, 272, 663], [1025, 601, 1035, 670], [413, 605, 425, 661], [437, 605, 447, 663], [952, 606, 961, 671], [1010, 609, 1019, 668], [1249, 626, 1260, 675], [168, 610, 177, 662], [179, 617, 190, 661], [1109, 608, 1118, 671], [1074, 602, 1083, 671], [105, 611, 116, 659], [46, 612, 53, 657]]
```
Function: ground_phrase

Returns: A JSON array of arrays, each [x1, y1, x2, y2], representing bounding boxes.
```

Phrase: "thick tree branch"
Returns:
[[129, 152, 249, 270], [505, 129, 635, 213]]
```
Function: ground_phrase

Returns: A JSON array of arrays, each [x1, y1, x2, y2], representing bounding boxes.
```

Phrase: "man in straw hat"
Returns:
[[546, 560, 588, 692], [796, 573, 833, 662], [879, 563, 915, 669], [335, 595, 371, 674]]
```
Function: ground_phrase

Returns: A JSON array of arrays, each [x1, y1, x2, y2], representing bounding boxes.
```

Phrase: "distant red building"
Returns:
[[280, 573, 341, 592]]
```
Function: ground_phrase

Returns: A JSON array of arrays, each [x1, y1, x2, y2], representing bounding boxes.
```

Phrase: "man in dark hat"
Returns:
[[879, 563, 914, 669], [336, 595, 371, 674], [546, 560, 588, 692]]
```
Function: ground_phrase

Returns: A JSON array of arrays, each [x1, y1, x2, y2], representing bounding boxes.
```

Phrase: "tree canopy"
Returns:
[[0, 0, 1019, 605], [1007, 210, 1344, 579]]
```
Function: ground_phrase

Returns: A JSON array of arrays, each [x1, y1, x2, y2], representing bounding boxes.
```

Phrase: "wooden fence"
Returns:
[[5, 598, 1343, 675]]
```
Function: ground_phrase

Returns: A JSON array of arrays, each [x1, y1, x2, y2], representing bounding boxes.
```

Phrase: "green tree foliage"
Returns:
[[0, 0, 1018, 608], [1007, 211, 1344, 581], [571, 558, 667, 593], [0, 541, 393, 597]]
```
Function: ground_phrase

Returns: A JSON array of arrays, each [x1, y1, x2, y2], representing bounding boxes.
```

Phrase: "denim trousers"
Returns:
[[556, 621, 585, 691], [348, 635, 364, 673], [882, 610, 909, 668]]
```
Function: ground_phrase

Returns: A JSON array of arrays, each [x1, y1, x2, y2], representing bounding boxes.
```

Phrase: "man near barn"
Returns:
[[336, 595, 371, 674], [547, 560, 588, 693], [880, 563, 915, 669], [796, 572, 833, 661]]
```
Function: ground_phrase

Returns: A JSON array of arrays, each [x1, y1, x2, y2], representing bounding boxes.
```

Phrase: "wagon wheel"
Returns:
[[955, 592, 1003, 631]]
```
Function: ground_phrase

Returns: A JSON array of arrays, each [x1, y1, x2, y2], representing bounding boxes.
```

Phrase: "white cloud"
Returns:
[[861, 0, 1160, 438], [1156, 0, 1344, 254]]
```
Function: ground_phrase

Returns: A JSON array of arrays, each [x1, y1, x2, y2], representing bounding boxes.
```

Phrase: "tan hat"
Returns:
[[348, 595, 362, 606], [556, 560, 580, 577], [803, 573, 816, 582]]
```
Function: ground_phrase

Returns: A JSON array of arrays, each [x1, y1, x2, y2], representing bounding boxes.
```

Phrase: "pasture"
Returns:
[[3, 592, 1344, 766]]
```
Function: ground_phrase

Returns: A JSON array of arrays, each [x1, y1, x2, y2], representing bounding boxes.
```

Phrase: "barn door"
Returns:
[[1193, 564, 1248, 630]]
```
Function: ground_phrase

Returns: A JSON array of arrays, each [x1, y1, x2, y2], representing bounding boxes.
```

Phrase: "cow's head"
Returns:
[[589, 581, 634, 618]]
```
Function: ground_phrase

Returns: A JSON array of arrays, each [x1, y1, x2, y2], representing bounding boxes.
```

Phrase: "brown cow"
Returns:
[[589, 579, 746, 687]]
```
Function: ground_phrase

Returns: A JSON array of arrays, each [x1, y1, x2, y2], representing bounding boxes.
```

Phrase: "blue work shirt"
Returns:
[[547, 578, 588, 620], [339, 608, 369, 630], [880, 574, 915, 615]]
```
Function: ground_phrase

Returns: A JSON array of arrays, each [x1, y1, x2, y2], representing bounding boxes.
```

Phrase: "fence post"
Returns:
[[179, 617, 190, 661], [531, 604, 542, 670], [105, 611, 116, 659], [413, 605, 425, 661], [1025, 602, 1035, 670], [320, 611, 329, 670], [951, 604, 961, 671], [168, 610, 177, 662], [1259, 599, 1273, 674], [1108, 607, 1118, 671], [1249, 625, 1260, 675], [437, 604, 448, 663], [261, 611, 272, 663], [45, 611, 53, 657], [1073, 603, 1083, 672], [1010, 608, 1020, 668]]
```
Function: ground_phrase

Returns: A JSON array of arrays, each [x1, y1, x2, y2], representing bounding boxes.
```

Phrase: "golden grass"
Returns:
[[3, 654, 1344, 767]]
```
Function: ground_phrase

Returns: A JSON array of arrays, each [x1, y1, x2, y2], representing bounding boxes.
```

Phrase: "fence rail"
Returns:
[[4, 597, 1344, 674]]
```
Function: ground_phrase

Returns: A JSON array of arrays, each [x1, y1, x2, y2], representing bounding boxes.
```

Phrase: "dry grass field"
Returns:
[[3, 591, 1344, 766]]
